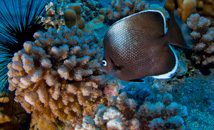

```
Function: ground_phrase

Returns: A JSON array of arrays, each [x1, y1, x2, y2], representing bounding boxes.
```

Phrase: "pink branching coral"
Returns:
[[105, 0, 149, 22], [187, 13, 214, 68], [76, 92, 188, 129], [7, 25, 108, 128]]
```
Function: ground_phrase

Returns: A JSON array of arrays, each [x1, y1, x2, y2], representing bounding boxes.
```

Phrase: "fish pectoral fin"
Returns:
[[114, 65, 124, 70]]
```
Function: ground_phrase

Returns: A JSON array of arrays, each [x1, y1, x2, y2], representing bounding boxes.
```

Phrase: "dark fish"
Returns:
[[101, 10, 192, 81]]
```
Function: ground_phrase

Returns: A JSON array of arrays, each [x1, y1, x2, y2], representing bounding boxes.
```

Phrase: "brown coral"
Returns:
[[105, 0, 170, 23], [64, 9, 77, 28], [105, 0, 149, 22], [76, 92, 188, 130], [81, 0, 103, 22], [85, 18, 105, 34], [41, 2, 66, 29], [164, 0, 176, 12], [181, 0, 197, 22], [64, 3, 105, 33], [65, 3, 87, 32], [0, 92, 29, 129], [41, 0, 105, 31], [0, 94, 10, 124], [30, 117, 57, 130], [165, 0, 214, 25], [7, 25, 108, 128], [187, 13, 214, 67]]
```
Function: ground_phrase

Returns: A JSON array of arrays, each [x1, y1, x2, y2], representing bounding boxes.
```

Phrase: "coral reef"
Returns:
[[165, 0, 197, 22], [179, 0, 197, 22], [7, 25, 108, 128], [30, 117, 57, 130], [41, 2, 66, 29], [63, 3, 106, 34], [187, 13, 214, 69], [105, 0, 149, 22], [85, 17, 105, 37], [164, 0, 176, 13], [0, 94, 10, 124], [105, 0, 170, 24], [165, 0, 214, 25], [64, 3, 105, 33], [80, 0, 104, 22], [0, 92, 30, 129], [64, 3, 87, 31], [41, 0, 105, 31], [76, 90, 188, 129]]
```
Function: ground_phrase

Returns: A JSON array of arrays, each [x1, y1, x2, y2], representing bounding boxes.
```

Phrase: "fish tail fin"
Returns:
[[166, 11, 193, 49]]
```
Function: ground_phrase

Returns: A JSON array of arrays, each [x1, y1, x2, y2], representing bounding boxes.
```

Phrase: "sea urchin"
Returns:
[[0, 0, 52, 92]]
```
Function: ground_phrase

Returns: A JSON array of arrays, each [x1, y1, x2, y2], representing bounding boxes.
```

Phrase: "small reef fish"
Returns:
[[101, 10, 192, 81]]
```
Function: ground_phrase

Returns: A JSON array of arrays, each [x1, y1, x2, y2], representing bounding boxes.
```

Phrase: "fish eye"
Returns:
[[102, 60, 107, 66]]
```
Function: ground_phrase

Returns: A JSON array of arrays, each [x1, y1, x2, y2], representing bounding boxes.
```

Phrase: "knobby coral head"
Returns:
[[7, 25, 108, 128]]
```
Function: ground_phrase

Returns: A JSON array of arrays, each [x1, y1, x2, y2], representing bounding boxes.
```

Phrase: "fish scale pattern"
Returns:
[[104, 12, 171, 80]]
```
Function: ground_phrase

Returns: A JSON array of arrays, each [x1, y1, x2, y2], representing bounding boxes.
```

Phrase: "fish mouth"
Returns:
[[101, 66, 108, 73]]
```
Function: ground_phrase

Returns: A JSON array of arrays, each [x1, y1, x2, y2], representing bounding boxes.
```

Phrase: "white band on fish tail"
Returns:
[[151, 45, 178, 79]]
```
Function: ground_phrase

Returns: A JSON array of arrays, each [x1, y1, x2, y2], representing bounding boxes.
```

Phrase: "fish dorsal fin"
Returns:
[[108, 10, 167, 36]]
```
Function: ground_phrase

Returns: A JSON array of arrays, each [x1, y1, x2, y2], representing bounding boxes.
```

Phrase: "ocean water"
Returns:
[[0, 0, 214, 130]]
